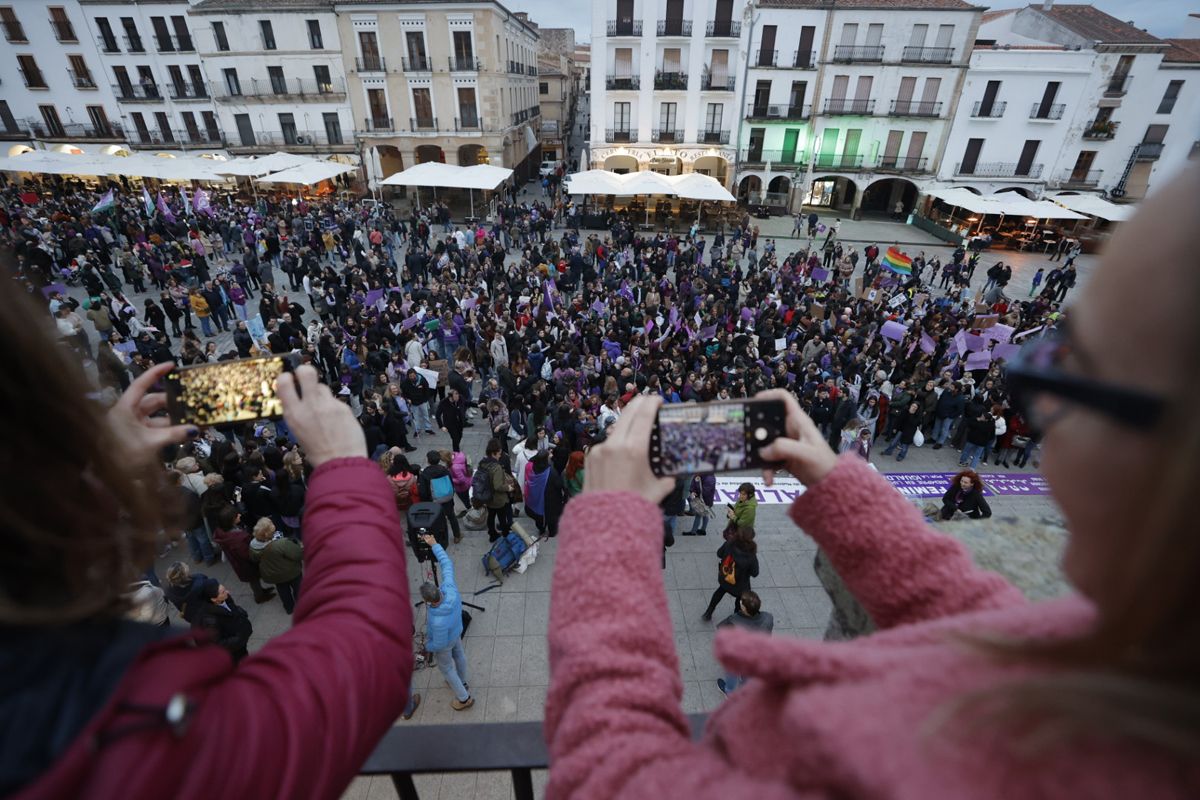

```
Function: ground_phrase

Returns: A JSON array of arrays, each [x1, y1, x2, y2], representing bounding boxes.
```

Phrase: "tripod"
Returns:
[[413, 552, 486, 613]]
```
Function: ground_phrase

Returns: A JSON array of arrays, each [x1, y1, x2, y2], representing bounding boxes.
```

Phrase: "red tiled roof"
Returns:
[[1163, 38, 1200, 63], [1034, 4, 1162, 45], [761, 0, 982, 9]]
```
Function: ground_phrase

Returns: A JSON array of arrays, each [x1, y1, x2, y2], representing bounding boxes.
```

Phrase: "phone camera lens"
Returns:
[[754, 427, 768, 441]]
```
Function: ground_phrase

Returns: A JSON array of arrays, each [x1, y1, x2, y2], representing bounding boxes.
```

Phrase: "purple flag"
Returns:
[[364, 288, 384, 308], [906, 339, 918, 358], [645, 318, 655, 334], [193, 187, 214, 217], [919, 331, 937, 355], [156, 192, 176, 224], [740, 307, 753, 322], [542, 277, 557, 311], [880, 320, 907, 341], [811, 267, 830, 283], [669, 306, 680, 330], [618, 280, 635, 303], [698, 324, 718, 340]]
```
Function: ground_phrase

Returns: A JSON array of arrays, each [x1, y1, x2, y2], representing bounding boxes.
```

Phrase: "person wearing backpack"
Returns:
[[446, 450, 473, 516], [701, 526, 759, 621], [386, 454, 420, 523], [476, 438, 512, 543], [419, 450, 462, 544]]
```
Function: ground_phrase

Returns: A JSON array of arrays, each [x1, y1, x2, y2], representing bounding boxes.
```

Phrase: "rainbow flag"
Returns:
[[882, 246, 912, 276]]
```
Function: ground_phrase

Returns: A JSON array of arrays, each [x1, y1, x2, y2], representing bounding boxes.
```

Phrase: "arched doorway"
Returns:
[[861, 177, 919, 218], [415, 145, 444, 164], [458, 144, 489, 166], [692, 155, 729, 186], [603, 154, 638, 174], [766, 175, 791, 206], [737, 174, 762, 203], [804, 176, 857, 210], [373, 145, 403, 178]]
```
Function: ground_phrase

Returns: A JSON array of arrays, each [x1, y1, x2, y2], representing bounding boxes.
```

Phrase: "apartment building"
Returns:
[[573, 43, 590, 97], [190, 0, 355, 160], [78, 0, 221, 153], [942, 4, 1200, 201], [736, 0, 982, 214], [0, 2, 126, 156], [335, 0, 542, 188], [538, 28, 578, 162], [589, 0, 749, 188]]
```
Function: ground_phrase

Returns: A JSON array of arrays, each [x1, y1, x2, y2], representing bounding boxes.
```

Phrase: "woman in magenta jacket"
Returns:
[[544, 167, 1200, 799], [0, 287, 413, 800]]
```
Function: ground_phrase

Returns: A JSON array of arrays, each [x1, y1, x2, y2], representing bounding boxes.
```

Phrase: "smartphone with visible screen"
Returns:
[[165, 355, 297, 427], [649, 399, 787, 477]]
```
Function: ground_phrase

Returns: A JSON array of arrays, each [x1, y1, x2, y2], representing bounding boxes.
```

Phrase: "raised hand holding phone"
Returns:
[[754, 389, 839, 487], [276, 365, 367, 468], [583, 395, 676, 505]]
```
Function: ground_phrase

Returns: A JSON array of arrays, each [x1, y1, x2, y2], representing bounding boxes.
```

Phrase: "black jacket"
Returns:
[[965, 415, 995, 447], [418, 464, 453, 502], [715, 541, 759, 595], [941, 485, 992, 519], [192, 597, 253, 662], [436, 397, 465, 435]]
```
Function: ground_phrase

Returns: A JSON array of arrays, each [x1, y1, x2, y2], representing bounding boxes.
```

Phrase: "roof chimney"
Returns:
[[1042, 0, 1054, 9]]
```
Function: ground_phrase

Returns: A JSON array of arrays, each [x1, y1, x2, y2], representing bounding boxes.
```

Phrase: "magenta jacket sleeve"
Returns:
[[545, 492, 813, 800], [790, 454, 1024, 629], [188, 457, 413, 798]]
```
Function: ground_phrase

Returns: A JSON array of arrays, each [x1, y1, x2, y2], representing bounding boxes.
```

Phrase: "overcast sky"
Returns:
[[511, 0, 1195, 42]]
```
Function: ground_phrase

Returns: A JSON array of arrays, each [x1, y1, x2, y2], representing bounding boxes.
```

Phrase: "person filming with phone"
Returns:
[[541, 167, 1200, 800]]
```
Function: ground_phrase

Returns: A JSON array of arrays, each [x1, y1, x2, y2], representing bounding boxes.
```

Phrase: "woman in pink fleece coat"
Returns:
[[545, 166, 1200, 799]]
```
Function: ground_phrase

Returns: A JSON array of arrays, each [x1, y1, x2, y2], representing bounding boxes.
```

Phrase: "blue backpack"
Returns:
[[430, 474, 454, 503], [481, 532, 528, 582]]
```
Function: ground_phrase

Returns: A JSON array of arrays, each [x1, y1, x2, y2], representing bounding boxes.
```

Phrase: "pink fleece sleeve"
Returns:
[[545, 493, 817, 800], [790, 455, 1024, 629]]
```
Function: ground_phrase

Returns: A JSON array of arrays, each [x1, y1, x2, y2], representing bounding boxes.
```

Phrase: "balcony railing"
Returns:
[[174, 128, 223, 146], [402, 56, 431, 71], [528, 105, 541, 117], [657, 19, 691, 36], [225, 130, 349, 151], [706, 20, 740, 37], [362, 117, 395, 133], [654, 71, 687, 90], [1136, 142, 1164, 161], [512, 109, 529, 124], [98, 35, 119, 53], [455, 115, 481, 131], [449, 56, 480, 71], [971, 101, 1006, 118], [1058, 169, 1102, 187], [605, 75, 639, 90], [113, 83, 161, 101], [25, 120, 124, 141], [212, 77, 347, 100], [889, 99, 941, 117], [652, 128, 681, 143], [823, 98, 875, 115], [356, 56, 386, 73], [20, 68, 47, 89], [605, 128, 633, 143], [833, 44, 884, 62], [1030, 102, 1065, 120], [1104, 73, 1131, 97], [1083, 120, 1119, 140], [169, 82, 209, 101], [508, 61, 524, 74], [68, 68, 97, 89], [876, 155, 929, 172], [901, 46, 953, 63], [51, 20, 77, 42], [411, 116, 438, 131], [0, 120, 32, 139], [700, 129, 730, 144], [155, 33, 194, 52], [813, 153, 866, 170], [740, 149, 806, 167], [955, 161, 1044, 178], [793, 49, 816, 69], [745, 103, 810, 120], [700, 71, 735, 91], [753, 49, 778, 67], [2, 20, 27, 42], [123, 34, 145, 53], [607, 20, 642, 36], [129, 128, 176, 146]]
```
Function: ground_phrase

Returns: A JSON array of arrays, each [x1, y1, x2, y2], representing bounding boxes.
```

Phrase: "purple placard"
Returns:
[[880, 320, 907, 341], [965, 350, 992, 370], [919, 331, 937, 355], [811, 267, 830, 283], [740, 307, 753, 322], [698, 324, 718, 339], [992, 342, 1021, 362], [965, 333, 987, 352], [460, 297, 477, 311], [591, 299, 606, 315], [364, 288, 384, 307], [882, 472, 1050, 498], [986, 323, 1015, 343], [401, 314, 421, 330], [953, 331, 967, 355]]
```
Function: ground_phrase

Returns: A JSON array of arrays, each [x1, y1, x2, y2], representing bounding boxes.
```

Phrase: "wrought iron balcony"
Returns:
[[226, 130, 349, 151], [1058, 169, 1102, 188], [68, 68, 97, 89], [832, 45, 884, 62], [213, 77, 347, 100], [740, 149, 806, 167], [955, 161, 1044, 178], [657, 19, 691, 36], [2, 20, 27, 42], [745, 103, 810, 120], [25, 120, 124, 141], [605, 128, 633, 143], [700, 71, 735, 91], [0, 120, 32, 139], [362, 117, 395, 133], [123, 34, 144, 53], [1104, 73, 1131, 97], [411, 116, 439, 132], [901, 46, 953, 63], [1082, 120, 1119, 140], [156, 33, 193, 52], [605, 75, 639, 90], [1136, 142, 1164, 161], [889, 99, 941, 117], [823, 98, 875, 115], [812, 153, 866, 170], [876, 155, 929, 172], [402, 56, 431, 72], [652, 128, 682, 143], [700, 129, 730, 144], [51, 20, 77, 42], [971, 100, 1006, 118], [706, 20, 740, 37], [754, 49, 777, 67], [449, 56, 480, 71], [20, 67, 47, 89], [654, 70, 687, 90], [607, 19, 642, 36], [455, 115, 481, 131], [356, 56, 386, 73], [113, 82, 161, 101], [169, 82, 209, 101], [793, 49, 816, 69], [1029, 102, 1065, 120], [97, 35, 119, 53]]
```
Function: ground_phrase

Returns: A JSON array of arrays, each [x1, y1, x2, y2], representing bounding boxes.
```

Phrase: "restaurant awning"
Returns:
[[255, 160, 356, 186], [1051, 193, 1134, 221], [215, 152, 318, 177], [563, 169, 735, 201], [380, 162, 513, 190]]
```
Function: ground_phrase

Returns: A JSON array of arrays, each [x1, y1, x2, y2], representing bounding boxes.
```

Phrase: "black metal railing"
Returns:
[[654, 70, 687, 90], [700, 71, 735, 91], [1059, 169, 1102, 187], [740, 148, 806, 166], [225, 131, 347, 150], [363, 117, 395, 132], [2, 20, 27, 42], [174, 128, 222, 145], [605, 128, 633, 143], [1030, 102, 1065, 120], [402, 56, 431, 71], [356, 56, 386, 72], [1104, 73, 1131, 97], [156, 32, 193, 52], [652, 128, 681, 143], [657, 19, 691, 36], [98, 35, 119, 52], [823, 98, 875, 115], [876, 155, 929, 172], [833, 44, 884, 62], [1136, 142, 1164, 161], [956, 161, 1044, 178], [812, 153, 865, 169], [700, 129, 730, 144], [512, 109, 529, 124], [169, 82, 208, 100], [607, 19, 642, 36], [793, 49, 816, 68], [1083, 120, 1118, 140], [455, 115, 480, 131], [411, 116, 438, 131], [605, 75, 639, 90], [449, 56, 480, 71], [754, 49, 777, 67], [889, 99, 941, 117], [901, 45, 953, 63], [20, 67, 47, 89], [68, 68, 96, 89], [123, 34, 144, 52], [51, 20, 77, 42], [212, 77, 347, 99], [113, 82, 160, 101], [745, 102, 810, 120], [971, 100, 1006, 118], [528, 105, 541, 117], [0, 120, 32, 138], [706, 20, 740, 37], [25, 120, 124, 140]]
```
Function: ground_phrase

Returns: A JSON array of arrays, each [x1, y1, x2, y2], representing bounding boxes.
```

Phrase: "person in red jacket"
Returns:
[[0, 279, 413, 800]]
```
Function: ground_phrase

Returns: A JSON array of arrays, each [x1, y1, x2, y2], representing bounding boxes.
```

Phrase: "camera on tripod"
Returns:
[[407, 502, 449, 564]]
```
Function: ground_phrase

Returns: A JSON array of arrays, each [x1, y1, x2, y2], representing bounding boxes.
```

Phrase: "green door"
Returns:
[[818, 128, 839, 168], [842, 128, 861, 169], [781, 128, 799, 166]]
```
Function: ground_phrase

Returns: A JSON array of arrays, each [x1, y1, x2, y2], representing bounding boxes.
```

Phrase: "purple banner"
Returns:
[[882, 472, 1050, 498]]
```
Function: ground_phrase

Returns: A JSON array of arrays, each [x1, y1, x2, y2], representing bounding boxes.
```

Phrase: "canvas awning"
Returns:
[[925, 187, 1006, 215], [1051, 193, 1134, 221], [380, 162, 513, 190], [0, 150, 229, 180], [216, 152, 318, 177], [563, 170, 735, 202], [255, 160, 356, 186]]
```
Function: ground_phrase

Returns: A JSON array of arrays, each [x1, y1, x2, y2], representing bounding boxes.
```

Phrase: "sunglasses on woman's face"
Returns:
[[1006, 328, 1166, 432]]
